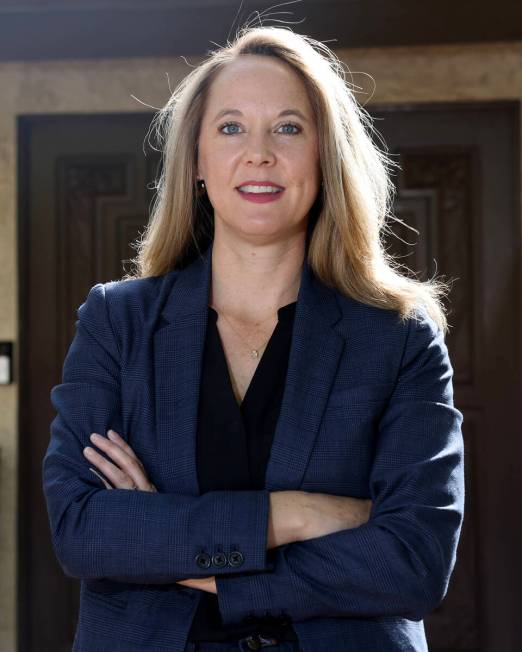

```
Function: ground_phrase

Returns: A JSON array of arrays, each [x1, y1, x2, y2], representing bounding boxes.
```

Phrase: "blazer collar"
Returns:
[[154, 240, 345, 493]]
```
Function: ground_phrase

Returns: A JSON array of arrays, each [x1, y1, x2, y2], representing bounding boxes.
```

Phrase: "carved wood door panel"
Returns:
[[18, 112, 160, 652], [369, 101, 521, 652]]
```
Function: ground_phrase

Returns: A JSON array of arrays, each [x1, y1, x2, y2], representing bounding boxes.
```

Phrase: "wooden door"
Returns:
[[18, 112, 160, 652], [369, 100, 521, 652]]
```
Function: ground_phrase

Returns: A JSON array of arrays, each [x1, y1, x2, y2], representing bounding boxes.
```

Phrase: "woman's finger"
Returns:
[[88, 467, 113, 490], [106, 429, 144, 468], [84, 433, 152, 491], [84, 445, 137, 490], [106, 431, 157, 490], [88, 454, 157, 492]]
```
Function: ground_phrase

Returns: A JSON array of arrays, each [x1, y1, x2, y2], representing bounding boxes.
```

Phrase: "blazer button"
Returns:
[[212, 551, 227, 567], [195, 552, 211, 569], [228, 550, 244, 567]]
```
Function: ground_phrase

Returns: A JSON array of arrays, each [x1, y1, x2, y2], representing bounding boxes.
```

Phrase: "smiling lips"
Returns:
[[236, 180, 286, 203]]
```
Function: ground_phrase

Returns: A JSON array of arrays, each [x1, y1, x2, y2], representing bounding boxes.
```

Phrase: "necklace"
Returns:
[[214, 309, 274, 359], [210, 270, 301, 359]]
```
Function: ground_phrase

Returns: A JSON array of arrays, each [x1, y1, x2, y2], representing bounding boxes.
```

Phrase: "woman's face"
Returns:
[[197, 55, 321, 244]]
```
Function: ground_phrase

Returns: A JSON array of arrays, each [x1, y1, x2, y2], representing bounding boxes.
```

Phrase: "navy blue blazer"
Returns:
[[42, 241, 464, 652]]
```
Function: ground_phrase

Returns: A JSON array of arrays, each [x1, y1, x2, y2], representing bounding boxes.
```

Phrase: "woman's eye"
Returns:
[[218, 122, 301, 136], [278, 122, 301, 135], [220, 122, 241, 135]]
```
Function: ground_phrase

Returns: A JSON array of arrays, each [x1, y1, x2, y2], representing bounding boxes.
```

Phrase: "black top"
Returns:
[[187, 301, 299, 642]]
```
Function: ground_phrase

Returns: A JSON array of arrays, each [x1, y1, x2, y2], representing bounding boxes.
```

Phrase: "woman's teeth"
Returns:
[[238, 185, 283, 194]]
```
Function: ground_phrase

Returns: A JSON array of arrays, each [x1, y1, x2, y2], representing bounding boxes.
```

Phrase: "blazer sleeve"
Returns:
[[215, 307, 465, 624], [42, 282, 272, 584]]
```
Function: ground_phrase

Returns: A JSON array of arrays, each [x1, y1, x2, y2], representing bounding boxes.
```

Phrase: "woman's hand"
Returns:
[[83, 430, 217, 594], [295, 492, 372, 542], [83, 429, 157, 492], [268, 491, 372, 547], [176, 577, 217, 594], [267, 491, 310, 548]]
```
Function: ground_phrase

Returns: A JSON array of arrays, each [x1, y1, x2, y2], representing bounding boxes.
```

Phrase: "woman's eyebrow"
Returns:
[[212, 108, 309, 123]]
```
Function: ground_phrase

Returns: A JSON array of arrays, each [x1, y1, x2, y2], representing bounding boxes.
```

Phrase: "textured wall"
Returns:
[[0, 40, 521, 651]]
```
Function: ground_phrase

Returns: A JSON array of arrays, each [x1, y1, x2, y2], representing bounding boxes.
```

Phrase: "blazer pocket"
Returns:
[[326, 382, 395, 409]]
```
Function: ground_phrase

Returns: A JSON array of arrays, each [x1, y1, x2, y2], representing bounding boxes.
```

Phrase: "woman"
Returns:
[[42, 25, 464, 652]]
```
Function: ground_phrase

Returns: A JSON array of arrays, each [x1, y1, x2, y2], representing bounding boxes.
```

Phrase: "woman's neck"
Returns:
[[209, 237, 305, 323]]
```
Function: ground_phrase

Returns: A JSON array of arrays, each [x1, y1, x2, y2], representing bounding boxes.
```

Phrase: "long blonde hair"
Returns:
[[126, 25, 453, 334]]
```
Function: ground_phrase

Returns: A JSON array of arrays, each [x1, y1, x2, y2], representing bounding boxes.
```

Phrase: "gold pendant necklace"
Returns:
[[210, 270, 301, 359], [216, 309, 273, 359]]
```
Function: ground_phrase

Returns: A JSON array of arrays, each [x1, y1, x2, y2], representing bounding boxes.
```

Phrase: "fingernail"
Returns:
[[90, 433, 100, 442], [84, 447, 94, 455], [107, 430, 117, 440]]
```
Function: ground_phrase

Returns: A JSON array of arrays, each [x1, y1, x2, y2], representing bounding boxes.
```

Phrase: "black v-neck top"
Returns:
[[187, 301, 299, 642]]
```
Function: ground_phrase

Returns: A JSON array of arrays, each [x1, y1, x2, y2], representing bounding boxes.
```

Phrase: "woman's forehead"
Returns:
[[204, 58, 312, 116]]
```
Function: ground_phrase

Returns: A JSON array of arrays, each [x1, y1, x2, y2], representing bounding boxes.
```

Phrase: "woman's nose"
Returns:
[[243, 135, 276, 165]]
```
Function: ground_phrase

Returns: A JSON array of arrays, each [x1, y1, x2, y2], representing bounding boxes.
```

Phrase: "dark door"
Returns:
[[370, 100, 521, 652], [18, 112, 160, 652], [19, 102, 521, 651]]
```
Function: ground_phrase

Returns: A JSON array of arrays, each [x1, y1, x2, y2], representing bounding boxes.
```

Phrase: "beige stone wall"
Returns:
[[1, 40, 521, 651]]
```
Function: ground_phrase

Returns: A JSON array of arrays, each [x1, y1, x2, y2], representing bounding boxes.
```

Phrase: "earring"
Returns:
[[197, 179, 206, 195]]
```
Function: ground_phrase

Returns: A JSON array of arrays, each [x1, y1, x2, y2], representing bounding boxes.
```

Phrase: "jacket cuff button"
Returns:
[[195, 552, 211, 569], [228, 550, 244, 567], [212, 551, 227, 567]]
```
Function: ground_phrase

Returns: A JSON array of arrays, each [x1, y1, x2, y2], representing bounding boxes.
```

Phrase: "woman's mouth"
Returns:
[[236, 185, 285, 204]]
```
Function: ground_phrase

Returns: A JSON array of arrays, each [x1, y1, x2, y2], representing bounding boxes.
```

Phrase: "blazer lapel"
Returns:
[[263, 255, 345, 490], [153, 246, 212, 494], [153, 241, 345, 494]]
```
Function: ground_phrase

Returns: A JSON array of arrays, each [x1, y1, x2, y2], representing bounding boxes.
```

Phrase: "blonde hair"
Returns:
[[126, 25, 453, 334]]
